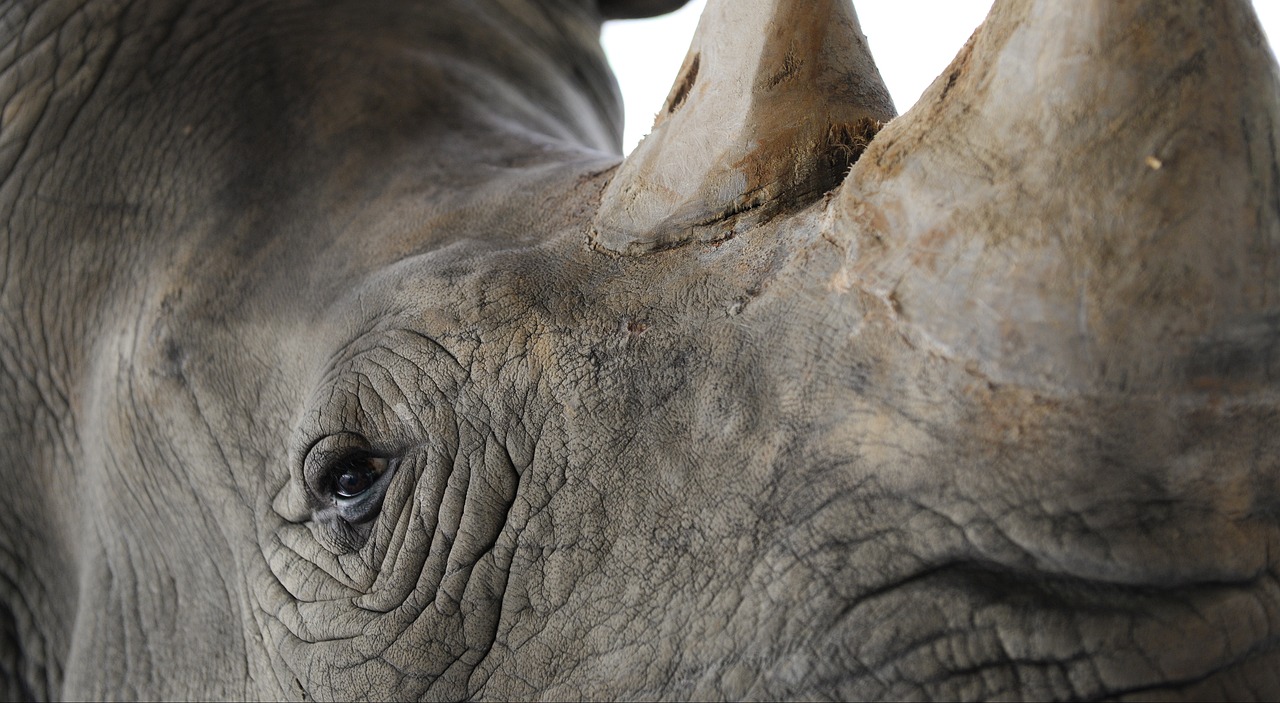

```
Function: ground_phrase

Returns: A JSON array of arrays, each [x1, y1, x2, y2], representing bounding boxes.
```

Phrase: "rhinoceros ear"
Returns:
[[593, 0, 896, 254], [840, 0, 1280, 392], [598, 0, 693, 20]]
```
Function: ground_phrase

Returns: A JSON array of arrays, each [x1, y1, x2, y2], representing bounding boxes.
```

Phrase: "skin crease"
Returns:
[[0, 0, 1277, 700]]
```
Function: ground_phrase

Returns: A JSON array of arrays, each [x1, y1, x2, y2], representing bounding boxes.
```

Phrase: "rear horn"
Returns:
[[594, 0, 896, 254]]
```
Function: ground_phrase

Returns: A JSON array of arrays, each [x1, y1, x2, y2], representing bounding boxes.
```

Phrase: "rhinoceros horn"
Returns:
[[593, 0, 896, 253], [837, 0, 1280, 394]]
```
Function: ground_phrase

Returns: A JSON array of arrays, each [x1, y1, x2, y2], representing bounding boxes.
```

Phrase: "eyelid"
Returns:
[[303, 433, 377, 502]]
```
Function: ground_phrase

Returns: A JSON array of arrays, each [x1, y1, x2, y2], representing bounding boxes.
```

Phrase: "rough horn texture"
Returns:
[[839, 0, 1280, 393], [593, 0, 896, 253], [0, 0, 1276, 700]]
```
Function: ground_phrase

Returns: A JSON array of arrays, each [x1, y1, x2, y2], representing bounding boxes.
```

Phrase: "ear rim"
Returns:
[[598, 0, 694, 20]]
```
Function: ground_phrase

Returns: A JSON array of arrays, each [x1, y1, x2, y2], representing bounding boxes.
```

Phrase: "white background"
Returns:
[[603, 0, 1280, 154]]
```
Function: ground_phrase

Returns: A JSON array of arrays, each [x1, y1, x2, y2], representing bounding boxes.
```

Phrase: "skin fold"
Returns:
[[0, 0, 1276, 699]]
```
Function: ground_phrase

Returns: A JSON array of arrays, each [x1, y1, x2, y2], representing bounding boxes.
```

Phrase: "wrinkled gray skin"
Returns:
[[0, 0, 1278, 699]]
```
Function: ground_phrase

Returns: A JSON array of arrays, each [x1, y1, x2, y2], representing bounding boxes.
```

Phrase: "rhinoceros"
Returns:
[[1, 0, 1277, 698]]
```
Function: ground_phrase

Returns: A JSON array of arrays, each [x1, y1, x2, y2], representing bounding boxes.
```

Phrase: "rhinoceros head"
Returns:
[[1, 0, 1278, 699]]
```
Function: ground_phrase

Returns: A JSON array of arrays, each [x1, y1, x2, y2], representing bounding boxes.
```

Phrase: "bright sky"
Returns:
[[603, 0, 1280, 154]]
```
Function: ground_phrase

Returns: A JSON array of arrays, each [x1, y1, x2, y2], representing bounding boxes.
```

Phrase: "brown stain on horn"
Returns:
[[662, 52, 701, 117], [593, 0, 896, 254]]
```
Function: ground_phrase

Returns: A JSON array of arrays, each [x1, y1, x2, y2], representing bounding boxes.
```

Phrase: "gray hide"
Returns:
[[0, 0, 1278, 699]]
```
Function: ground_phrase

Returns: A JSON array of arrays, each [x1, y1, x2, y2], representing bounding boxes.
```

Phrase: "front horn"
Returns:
[[838, 0, 1280, 393]]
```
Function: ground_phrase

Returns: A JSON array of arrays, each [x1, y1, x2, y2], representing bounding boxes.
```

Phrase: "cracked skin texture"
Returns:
[[0, 0, 1277, 700]]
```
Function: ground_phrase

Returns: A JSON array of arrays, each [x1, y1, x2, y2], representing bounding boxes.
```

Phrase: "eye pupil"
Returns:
[[334, 457, 376, 498]]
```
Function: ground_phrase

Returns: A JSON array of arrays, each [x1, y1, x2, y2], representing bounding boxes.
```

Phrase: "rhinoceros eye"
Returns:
[[331, 452, 387, 499], [304, 433, 399, 525]]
